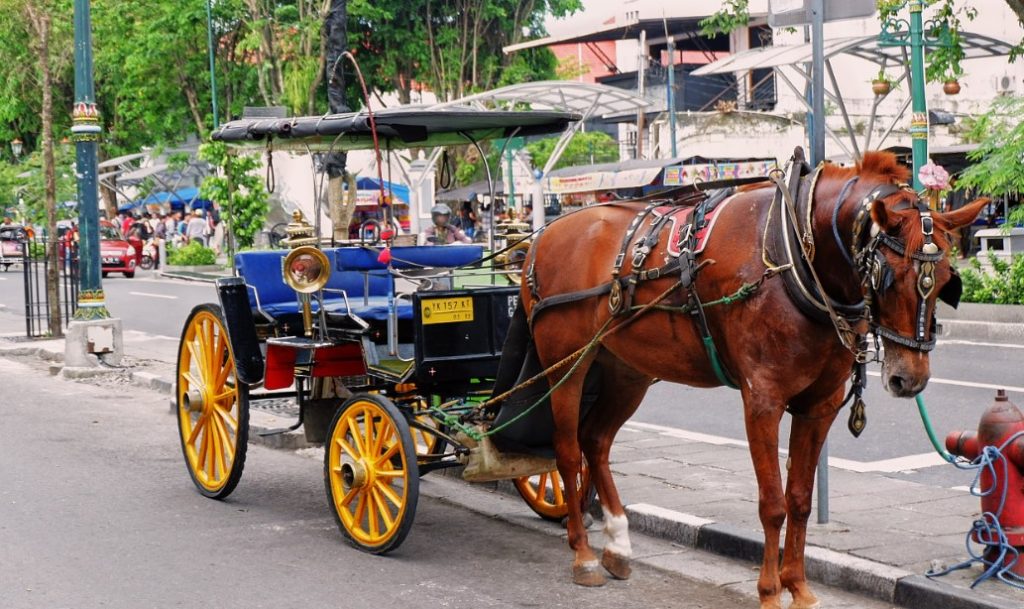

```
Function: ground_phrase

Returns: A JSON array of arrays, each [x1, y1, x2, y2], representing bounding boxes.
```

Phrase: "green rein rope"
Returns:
[[432, 279, 762, 441]]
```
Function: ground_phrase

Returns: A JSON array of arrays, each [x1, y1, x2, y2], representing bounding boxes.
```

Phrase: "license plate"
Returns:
[[421, 297, 474, 324], [102, 257, 119, 264]]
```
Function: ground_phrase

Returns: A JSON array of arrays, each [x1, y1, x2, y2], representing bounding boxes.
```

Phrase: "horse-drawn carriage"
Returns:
[[176, 105, 985, 607], [175, 107, 589, 553]]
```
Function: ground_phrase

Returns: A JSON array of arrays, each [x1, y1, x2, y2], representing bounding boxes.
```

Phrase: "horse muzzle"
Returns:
[[881, 362, 929, 398]]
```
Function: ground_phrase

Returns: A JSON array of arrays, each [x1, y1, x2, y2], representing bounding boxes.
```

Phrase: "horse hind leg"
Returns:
[[546, 351, 606, 587], [780, 388, 843, 609], [579, 356, 651, 581]]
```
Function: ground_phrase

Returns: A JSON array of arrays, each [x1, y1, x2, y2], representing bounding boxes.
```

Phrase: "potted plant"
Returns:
[[943, 70, 962, 95], [872, 69, 893, 96]]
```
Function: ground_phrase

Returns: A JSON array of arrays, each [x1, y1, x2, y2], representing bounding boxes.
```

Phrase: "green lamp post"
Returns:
[[71, 0, 109, 320], [878, 0, 952, 192]]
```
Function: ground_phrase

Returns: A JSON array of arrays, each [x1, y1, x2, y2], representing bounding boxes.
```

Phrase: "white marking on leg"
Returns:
[[579, 559, 599, 569], [602, 506, 632, 558]]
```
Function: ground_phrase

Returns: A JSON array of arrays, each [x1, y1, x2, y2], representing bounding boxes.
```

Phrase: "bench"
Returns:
[[234, 245, 484, 323]]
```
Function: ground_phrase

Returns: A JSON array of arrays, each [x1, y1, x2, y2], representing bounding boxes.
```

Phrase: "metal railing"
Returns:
[[21, 236, 78, 338]]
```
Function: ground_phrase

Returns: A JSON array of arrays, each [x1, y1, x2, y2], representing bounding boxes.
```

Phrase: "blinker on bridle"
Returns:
[[847, 184, 958, 353]]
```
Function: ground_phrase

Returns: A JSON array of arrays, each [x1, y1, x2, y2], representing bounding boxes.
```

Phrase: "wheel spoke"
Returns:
[[375, 478, 403, 508], [339, 485, 360, 508], [187, 413, 208, 446], [375, 441, 400, 467], [182, 371, 203, 392], [375, 469, 405, 478], [364, 413, 376, 459], [371, 487, 395, 530], [186, 341, 205, 385], [351, 492, 367, 527], [373, 419, 393, 456], [337, 436, 359, 460], [346, 415, 365, 456], [212, 329, 226, 384], [533, 473, 547, 500], [209, 414, 224, 479], [196, 421, 210, 473], [211, 413, 235, 463], [213, 403, 238, 432], [365, 490, 379, 538], [551, 472, 564, 506]]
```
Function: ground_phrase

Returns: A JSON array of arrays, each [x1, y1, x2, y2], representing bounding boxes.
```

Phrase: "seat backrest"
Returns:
[[234, 250, 292, 304], [333, 245, 484, 271]]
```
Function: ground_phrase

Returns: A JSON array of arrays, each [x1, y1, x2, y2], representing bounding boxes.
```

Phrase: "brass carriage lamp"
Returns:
[[283, 245, 331, 337]]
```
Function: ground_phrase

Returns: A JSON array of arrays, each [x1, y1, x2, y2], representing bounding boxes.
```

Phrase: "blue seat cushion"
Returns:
[[334, 245, 483, 271], [260, 295, 412, 322]]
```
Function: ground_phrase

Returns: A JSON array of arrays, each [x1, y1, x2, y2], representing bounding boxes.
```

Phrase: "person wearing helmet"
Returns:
[[420, 203, 472, 245]]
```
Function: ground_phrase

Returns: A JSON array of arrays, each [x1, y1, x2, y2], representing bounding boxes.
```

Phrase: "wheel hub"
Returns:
[[341, 460, 372, 489], [183, 390, 205, 413]]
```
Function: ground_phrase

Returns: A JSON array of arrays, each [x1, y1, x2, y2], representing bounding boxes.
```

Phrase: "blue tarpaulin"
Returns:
[[119, 187, 214, 212], [355, 177, 409, 204]]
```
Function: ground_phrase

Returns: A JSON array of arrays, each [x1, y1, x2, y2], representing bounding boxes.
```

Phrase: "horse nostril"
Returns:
[[888, 375, 906, 394]]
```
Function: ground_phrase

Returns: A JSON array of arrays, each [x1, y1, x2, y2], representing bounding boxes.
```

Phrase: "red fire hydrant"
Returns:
[[946, 389, 1024, 577]]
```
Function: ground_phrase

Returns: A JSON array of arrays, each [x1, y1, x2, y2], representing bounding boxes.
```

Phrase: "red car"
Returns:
[[100, 220, 141, 278], [0, 224, 27, 271]]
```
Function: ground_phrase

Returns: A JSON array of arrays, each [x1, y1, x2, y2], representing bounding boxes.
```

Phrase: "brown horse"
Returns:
[[520, 152, 986, 608]]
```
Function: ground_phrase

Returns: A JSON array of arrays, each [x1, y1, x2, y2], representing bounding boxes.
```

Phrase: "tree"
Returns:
[[957, 95, 1024, 227], [198, 141, 269, 250], [526, 131, 619, 172]]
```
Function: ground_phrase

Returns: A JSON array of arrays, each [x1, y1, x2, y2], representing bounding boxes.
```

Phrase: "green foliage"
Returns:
[[0, 143, 77, 225], [167, 241, 217, 266], [958, 95, 1024, 228], [700, 0, 749, 37], [526, 131, 619, 171], [959, 253, 1024, 305], [198, 141, 268, 250]]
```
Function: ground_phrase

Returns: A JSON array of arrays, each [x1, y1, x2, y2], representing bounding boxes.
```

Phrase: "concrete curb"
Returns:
[[623, 503, 1009, 609], [939, 319, 1024, 344]]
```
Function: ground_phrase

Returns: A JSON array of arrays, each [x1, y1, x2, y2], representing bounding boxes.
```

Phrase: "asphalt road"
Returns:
[[0, 269, 1020, 491], [0, 354, 759, 609]]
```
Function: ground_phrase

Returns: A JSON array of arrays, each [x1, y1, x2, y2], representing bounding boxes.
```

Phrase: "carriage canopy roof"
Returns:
[[211, 108, 582, 152]]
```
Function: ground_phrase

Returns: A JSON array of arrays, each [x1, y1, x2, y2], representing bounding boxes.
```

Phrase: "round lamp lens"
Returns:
[[288, 253, 323, 288]]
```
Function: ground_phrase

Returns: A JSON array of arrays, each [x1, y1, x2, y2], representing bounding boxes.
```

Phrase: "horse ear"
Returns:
[[941, 198, 990, 230], [869, 199, 893, 231]]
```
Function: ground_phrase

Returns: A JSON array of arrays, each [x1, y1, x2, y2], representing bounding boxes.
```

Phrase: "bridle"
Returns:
[[838, 183, 961, 354]]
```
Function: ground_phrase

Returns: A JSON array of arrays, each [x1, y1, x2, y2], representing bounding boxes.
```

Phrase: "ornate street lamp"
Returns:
[[11, 138, 23, 159]]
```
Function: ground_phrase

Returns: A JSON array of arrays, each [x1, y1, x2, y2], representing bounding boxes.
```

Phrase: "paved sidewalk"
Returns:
[[1, 309, 1021, 609]]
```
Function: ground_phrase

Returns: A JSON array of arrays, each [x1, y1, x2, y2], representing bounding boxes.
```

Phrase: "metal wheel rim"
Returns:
[[514, 462, 591, 520]]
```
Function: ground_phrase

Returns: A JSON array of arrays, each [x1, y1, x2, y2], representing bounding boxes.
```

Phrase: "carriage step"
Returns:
[[256, 419, 303, 437]]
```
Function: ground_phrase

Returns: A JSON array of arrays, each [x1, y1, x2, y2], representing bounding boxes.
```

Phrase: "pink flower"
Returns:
[[919, 161, 950, 191]]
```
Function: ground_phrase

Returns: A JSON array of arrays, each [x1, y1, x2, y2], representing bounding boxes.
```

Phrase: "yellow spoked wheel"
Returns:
[[176, 304, 249, 499], [514, 460, 595, 522], [410, 399, 445, 466], [496, 239, 531, 285], [325, 394, 419, 554]]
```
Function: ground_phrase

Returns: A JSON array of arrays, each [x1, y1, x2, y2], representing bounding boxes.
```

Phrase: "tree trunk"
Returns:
[[26, 5, 62, 337], [324, 0, 349, 241], [1007, 0, 1024, 24]]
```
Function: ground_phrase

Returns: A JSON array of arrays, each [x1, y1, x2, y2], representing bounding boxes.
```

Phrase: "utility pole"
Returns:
[[205, 0, 219, 129], [636, 29, 646, 159], [666, 36, 678, 158], [67, 0, 123, 367]]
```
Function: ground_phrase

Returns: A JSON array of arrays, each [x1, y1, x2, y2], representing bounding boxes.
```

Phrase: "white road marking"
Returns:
[[939, 339, 1024, 349], [866, 370, 1024, 394], [623, 421, 953, 473], [122, 330, 177, 341], [129, 291, 178, 300]]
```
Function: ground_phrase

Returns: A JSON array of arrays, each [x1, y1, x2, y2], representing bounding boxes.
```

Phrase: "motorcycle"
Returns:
[[139, 238, 159, 270]]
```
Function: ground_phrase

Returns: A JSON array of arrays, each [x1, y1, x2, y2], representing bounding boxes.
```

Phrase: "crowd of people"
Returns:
[[114, 207, 225, 253]]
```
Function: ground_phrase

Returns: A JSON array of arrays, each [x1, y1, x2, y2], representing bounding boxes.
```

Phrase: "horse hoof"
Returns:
[[601, 550, 632, 580], [572, 564, 607, 587], [788, 599, 820, 609]]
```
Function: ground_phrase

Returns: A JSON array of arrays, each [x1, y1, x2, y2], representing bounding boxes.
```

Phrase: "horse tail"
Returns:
[[493, 298, 531, 397]]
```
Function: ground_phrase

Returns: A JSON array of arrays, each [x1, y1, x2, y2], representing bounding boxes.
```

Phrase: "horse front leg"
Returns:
[[780, 388, 843, 609], [742, 391, 788, 609]]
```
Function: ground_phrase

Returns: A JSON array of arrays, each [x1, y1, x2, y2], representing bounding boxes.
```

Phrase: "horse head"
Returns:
[[847, 153, 987, 397]]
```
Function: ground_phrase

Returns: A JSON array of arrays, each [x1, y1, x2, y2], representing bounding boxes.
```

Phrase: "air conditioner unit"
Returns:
[[993, 74, 1015, 96]]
